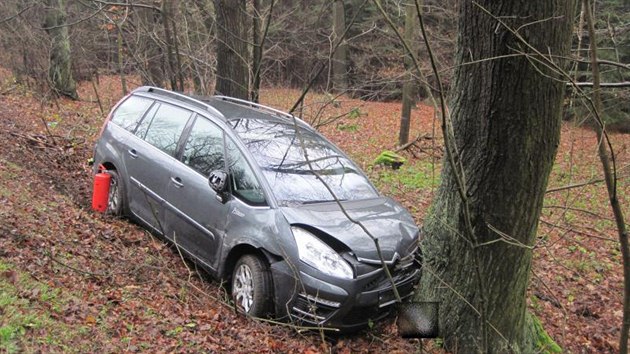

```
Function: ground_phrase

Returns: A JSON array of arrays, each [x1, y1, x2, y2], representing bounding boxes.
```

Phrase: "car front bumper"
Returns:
[[270, 257, 421, 332]]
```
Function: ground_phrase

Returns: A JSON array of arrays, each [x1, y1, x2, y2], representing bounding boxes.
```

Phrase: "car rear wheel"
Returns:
[[106, 170, 126, 216], [231, 254, 273, 317]]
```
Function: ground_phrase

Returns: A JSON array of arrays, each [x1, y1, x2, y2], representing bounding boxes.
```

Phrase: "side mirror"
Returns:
[[209, 170, 229, 203], [209, 170, 228, 193]]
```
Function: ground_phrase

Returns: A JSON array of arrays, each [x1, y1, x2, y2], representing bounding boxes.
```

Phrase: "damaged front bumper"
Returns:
[[270, 253, 421, 332]]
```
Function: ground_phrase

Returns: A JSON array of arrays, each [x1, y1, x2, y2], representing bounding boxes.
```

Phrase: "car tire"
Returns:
[[231, 254, 273, 317], [106, 170, 127, 217]]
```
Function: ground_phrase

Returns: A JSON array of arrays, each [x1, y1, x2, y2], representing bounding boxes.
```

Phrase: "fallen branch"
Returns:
[[6, 131, 61, 150], [1, 85, 17, 95], [534, 291, 562, 309], [394, 134, 432, 152]]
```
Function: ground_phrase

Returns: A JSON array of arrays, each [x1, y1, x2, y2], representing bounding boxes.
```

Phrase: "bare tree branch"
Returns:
[[88, 0, 161, 12], [571, 81, 630, 87], [0, 3, 35, 25]]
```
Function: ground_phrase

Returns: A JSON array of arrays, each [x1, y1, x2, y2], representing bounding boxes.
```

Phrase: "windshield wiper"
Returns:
[[301, 199, 347, 205]]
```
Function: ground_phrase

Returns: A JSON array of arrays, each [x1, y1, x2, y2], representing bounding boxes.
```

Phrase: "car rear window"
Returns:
[[142, 103, 192, 157], [110, 95, 154, 132]]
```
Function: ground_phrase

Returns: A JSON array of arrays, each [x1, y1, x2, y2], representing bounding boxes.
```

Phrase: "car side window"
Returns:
[[226, 137, 266, 206], [110, 95, 154, 132], [134, 103, 160, 139], [141, 103, 192, 156], [182, 117, 225, 176]]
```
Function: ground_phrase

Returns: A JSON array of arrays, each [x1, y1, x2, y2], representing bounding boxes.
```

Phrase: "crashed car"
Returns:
[[92, 86, 422, 332]]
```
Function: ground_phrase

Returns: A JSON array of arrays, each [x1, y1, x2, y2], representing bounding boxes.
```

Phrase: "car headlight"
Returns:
[[291, 227, 354, 279]]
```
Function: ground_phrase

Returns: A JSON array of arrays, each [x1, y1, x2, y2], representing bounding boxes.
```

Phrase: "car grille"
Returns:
[[290, 293, 338, 325], [362, 254, 418, 292]]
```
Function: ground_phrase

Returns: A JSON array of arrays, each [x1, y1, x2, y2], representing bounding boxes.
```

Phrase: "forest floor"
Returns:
[[0, 70, 628, 353]]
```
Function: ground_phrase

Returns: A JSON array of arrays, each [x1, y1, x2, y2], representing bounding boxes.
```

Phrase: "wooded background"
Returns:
[[1, 0, 627, 131]]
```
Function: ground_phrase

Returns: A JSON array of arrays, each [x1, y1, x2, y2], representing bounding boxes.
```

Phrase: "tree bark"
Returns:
[[251, 0, 262, 102], [250, 0, 273, 103], [214, 0, 249, 99], [399, 3, 417, 146], [162, 0, 179, 91], [416, 1, 575, 352], [169, 0, 185, 92], [331, 0, 347, 92], [44, 0, 78, 100], [134, 6, 165, 87], [116, 24, 128, 95]]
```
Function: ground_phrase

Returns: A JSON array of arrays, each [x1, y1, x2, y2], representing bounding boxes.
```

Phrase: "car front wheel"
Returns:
[[231, 254, 273, 317]]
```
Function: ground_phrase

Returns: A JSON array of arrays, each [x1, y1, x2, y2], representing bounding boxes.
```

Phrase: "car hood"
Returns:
[[279, 197, 419, 263]]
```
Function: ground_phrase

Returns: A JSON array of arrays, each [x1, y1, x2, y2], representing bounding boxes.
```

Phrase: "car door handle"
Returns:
[[170, 177, 184, 188], [128, 149, 138, 159]]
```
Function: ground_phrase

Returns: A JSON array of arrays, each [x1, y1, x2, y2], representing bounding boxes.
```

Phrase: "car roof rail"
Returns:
[[134, 86, 225, 119], [213, 95, 309, 127]]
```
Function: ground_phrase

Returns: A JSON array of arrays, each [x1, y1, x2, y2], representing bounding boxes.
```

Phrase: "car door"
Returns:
[[163, 115, 229, 270], [124, 102, 192, 233]]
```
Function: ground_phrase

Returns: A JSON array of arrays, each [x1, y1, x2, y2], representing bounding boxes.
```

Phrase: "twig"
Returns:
[[546, 170, 629, 194], [540, 218, 617, 242], [571, 81, 630, 87], [91, 78, 104, 115], [1, 85, 17, 95], [6, 130, 60, 150], [38, 116, 58, 147], [0, 4, 35, 25], [543, 204, 609, 219]]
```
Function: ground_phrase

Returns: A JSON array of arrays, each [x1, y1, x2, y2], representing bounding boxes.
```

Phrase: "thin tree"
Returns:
[[214, 0, 249, 99], [251, 0, 274, 103], [135, 5, 165, 87], [330, 0, 347, 92], [583, 1, 630, 351], [44, 0, 78, 99], [398, 2, 417, 146], [162, 0, 182, 91], [416, 1, 576, 352]]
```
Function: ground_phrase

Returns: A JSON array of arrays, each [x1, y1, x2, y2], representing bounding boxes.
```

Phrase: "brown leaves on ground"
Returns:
[[0, 69, 628, 353], [0, 72, 422, 352]]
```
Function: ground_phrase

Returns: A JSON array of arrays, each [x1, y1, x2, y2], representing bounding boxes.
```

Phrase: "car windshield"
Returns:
[[229, 118, 378, 205]]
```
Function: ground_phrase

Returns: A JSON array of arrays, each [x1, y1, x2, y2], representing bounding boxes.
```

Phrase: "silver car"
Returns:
[[93, 86, 421, 332]]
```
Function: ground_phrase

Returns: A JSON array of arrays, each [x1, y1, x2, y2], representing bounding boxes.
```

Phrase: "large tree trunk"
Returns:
[[416, 1, 575, 352], [44, 0, 78, 100], [214, 0, 249, 99]]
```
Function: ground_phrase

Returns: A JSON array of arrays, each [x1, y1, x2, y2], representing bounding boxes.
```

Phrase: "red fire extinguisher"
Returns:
[[92, 167, 111, 213]]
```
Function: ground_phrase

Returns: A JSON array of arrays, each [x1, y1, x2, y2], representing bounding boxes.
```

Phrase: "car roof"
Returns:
[[131, 86, 311, 130]]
